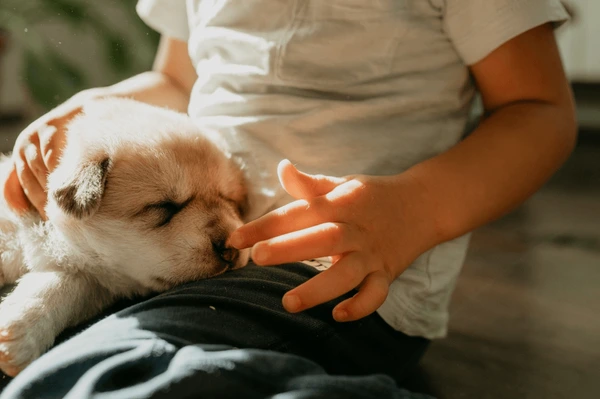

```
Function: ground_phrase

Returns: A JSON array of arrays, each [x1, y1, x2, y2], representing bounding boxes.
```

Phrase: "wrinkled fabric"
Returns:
[[1, 264, 431, 399], [4, 345, 433, 399]]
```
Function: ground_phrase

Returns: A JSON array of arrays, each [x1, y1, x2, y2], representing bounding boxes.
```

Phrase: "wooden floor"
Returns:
[[406, 132, 600, 399]]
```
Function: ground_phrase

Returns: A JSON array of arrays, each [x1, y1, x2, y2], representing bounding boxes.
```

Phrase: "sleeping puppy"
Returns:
[[0, 98, 250, 376]]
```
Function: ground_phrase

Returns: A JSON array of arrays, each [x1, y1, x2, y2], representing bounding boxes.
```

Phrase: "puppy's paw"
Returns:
[[0, 321, 45, 377], [0, 302, 53, 377]]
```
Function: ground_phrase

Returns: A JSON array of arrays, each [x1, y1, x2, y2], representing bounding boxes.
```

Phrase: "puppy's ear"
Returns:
[[52, 157, 111, 219]]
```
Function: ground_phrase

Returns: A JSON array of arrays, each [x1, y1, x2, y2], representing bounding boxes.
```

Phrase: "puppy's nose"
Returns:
[[213, 240, 240, 269]]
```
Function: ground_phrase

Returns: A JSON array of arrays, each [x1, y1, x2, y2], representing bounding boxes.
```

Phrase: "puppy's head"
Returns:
[[46, 99, 249, 290]]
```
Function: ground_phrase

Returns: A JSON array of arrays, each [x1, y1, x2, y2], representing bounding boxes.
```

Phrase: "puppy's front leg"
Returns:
[[0, 271, 113, 376]]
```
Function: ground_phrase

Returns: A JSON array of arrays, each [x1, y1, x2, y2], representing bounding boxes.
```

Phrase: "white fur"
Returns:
[[0, 99, 249, 376]]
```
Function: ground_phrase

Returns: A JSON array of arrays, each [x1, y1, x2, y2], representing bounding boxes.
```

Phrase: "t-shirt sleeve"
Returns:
[[136, 0, 190, 41], [442, 0, 569, 65]]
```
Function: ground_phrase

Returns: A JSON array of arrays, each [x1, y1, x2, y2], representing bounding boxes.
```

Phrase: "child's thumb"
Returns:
[[3, 166, 32, 215], [277, 159, 345, 199]]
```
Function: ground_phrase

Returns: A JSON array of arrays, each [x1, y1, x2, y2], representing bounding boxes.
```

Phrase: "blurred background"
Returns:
[[0, 0, 159, 130], [0, 1, 598, 398]]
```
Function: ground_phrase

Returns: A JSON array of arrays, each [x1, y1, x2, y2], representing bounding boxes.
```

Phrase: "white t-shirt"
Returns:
[[137, 0, 568, 339]]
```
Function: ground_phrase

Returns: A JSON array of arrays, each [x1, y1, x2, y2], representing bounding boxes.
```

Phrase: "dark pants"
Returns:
[[1, 263, 431, 399]]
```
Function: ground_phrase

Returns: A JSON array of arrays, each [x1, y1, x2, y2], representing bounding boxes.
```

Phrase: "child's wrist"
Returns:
[[390, 170, 449, 255]]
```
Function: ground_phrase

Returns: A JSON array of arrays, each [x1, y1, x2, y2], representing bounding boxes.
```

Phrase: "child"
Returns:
[[2, 1, 575, 397]]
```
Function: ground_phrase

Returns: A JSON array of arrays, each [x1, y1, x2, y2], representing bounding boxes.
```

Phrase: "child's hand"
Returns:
[[230, 160, 441, 322], [3, 95, 93, 219]]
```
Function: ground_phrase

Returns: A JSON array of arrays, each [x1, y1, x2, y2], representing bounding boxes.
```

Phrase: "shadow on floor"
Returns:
[[406, 131, 600, 399]]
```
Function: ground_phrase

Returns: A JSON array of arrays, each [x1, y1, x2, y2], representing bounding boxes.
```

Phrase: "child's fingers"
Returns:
[[277, 159, 345, 200], [38, 124, 63, 171], [3, 167, 31, 215], [281, 252, 369, 313], [251, 222, 359, 265], [332, 271, 390, 322], [22, 138, 48, 190], [14, 157, 47, 219], [230, 196, 339, 248]]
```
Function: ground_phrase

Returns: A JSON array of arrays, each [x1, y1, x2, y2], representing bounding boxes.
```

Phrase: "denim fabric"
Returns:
[[1, 263, 432, 399]]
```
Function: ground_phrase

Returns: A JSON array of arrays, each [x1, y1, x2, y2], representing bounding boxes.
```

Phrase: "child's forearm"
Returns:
[[82, 37, 196, 114], [79, 71, 190, 113], [404, 100, 577, 245]]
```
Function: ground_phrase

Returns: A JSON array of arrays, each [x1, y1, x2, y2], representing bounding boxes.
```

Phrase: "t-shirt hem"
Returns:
[[376, 302, 448, 340]]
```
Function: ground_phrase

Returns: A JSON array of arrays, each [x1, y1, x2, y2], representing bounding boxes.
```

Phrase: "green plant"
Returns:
[[0, 0, 159, 110]]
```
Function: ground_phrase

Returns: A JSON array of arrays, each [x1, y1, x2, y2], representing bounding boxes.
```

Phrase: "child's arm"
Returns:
[[4, 36, 197, 217], [411, 23, 577, 241], [230, 23, 577, 322]]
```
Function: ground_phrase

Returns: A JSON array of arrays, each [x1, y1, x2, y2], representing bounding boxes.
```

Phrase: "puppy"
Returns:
[[0, 99, 250, 376]]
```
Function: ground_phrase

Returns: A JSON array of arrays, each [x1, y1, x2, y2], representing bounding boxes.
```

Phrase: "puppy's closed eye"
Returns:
[[138, 197, 194, 228], [153, 201, 185, 228]]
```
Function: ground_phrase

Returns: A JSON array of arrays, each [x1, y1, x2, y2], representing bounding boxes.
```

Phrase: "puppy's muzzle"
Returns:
[[213, 240, 241, 269]]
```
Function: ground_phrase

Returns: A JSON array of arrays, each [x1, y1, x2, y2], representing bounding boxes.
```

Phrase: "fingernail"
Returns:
[[333, 308, 348, 322], [229, 231, 244, 248], [278, 159, 293, 170], [282, 294, 301, 312]]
